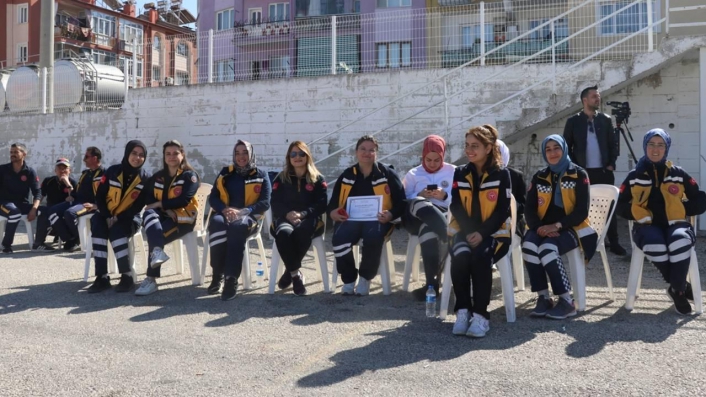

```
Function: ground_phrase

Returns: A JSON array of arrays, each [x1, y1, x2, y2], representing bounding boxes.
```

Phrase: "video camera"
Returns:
[[607, 101, 631, 125]]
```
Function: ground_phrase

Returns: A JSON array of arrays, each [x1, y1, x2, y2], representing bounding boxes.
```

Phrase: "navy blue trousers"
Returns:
[[522, 229, 578, 296], [633, 222, 694, 292], [142, 208, 194, 278]]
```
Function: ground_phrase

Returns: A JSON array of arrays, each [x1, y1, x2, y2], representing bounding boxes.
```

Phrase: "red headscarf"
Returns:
[[422, 135, 446, 174]]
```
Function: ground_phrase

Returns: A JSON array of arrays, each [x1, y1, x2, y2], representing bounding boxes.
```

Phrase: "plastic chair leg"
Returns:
[[625, 248, 645, 311], [172, 239, 184, 275], [313, 237, 330, 293], [496, 255, 516, 323], [386, 240, 395, 287], [242, 240, 252, 290], [268, 244, 281, 294], [200, 237, 210, 281], [256, 235, 268, 277], [182, 232, 201, 285], [402, 237, 418, 292], [378, 248, 391, 296], [598, 246, 615, 301], [512, 242, 525, 291], [439, 255, 453, 320], [689, 249, 703, 314], [24, 218, 34, 248]]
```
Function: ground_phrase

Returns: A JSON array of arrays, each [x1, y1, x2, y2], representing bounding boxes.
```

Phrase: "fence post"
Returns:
[[132, 38, 138, 88], [331, 15, 337, 75], [41, 67, 47, 114], [208, 29, 214, 83], [666, 0, 670, 36], [551, 20, 556, 94], [647, 0, 654, 51], [480, 2, 486, 66], [124, 59, 129, 105], [443, 78, 449, 137]]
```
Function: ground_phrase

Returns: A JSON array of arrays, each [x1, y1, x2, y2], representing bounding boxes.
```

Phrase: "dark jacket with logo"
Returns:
[[40, 176, 78, 207], [563, 111, 618, 169], [271, 172, 327, 221], [0, 162, 41, 204], [73, 166, 106, 204], [95, 164, 150, 222]]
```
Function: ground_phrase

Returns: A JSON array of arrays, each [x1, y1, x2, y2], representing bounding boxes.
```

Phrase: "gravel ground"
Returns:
[[1, 219, 705, 396]]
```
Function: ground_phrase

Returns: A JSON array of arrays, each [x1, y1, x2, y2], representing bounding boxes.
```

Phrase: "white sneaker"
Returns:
[[452, 309, 470, 335], [135, 277, 158, 296], [149, 247, 170, 268], [466, 313, 490, 338], [341, 282, 355, 295], [355, 278, 370, 296]]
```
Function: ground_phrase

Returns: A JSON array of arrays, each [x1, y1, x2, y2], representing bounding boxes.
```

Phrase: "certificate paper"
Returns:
[[346, 196, 383, 222]]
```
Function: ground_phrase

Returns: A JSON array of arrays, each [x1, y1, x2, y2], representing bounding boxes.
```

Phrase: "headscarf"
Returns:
[[421, 135, 446, 174], [636, 128, 671, 171], [497, 139, 510, 167], [233, 139, 256, 176], [541, 134, 571, 209], [121, 140, 147, 176]]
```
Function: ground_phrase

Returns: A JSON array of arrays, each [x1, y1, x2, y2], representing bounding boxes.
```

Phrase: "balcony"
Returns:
[[293, 13, 361, 32], [54, 23, 92, 43], [441, 38, 569, 68], [438, 0, 474, 5]]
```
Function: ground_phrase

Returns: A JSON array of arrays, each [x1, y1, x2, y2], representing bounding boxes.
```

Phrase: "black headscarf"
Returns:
[[121, 140, 147, 188], [233, 140, 256, 177]]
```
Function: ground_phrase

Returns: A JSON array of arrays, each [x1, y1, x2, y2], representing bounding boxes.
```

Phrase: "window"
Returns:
[[268, 3, 289, 22], [176, 42, 188, 56], [92, 49, 116, 66], [216, 8, 235, 31], [120, 57, 143, 79], [152, 66, 161, 83], [249, 8, 262, 25], [355, 1, 361, 13], [599, 1, 659, 35], [120, 20, 144, 54], [176, 72, 189, 85], [18, 4, 28, 24], [92, 12, 116, 38], [461, 24, 494, 47], [270, 55, 290, 77], [377, 0, 411, 7], [214, 59, 235, 82], [376, 42, 412, 68], [529, 18, 568, 40], [17, 43, 28, 63], [153, 36, 161, 50]]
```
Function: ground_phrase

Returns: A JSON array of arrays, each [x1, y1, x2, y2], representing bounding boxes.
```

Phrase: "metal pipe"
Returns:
[[480, 2, 486, 66], [41, 67, 47, 114], [208, 29, 214, 83], [39, 0, 55, 113], [331, 15, 337, 75]]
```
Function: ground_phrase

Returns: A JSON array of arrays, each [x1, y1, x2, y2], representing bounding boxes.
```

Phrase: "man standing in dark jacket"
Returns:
[[563, 85, 627, 256], [0, 143, 41, 253]]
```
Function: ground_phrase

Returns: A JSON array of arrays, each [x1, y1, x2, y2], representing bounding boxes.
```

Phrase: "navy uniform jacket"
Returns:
[[0, 162, 41, 204]]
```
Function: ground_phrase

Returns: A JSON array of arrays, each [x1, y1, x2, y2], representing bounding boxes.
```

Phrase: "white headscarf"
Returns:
[[497, 139, 510, 167]]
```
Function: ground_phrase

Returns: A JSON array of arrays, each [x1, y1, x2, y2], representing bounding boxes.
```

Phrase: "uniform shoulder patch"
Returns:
[[690, 178, 697, 185], [191, 175, 198, 183]]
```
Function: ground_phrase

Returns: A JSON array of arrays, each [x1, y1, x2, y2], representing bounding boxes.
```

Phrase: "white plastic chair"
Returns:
[[268, 212, 329, 293], [330, 238, 395, 295], [562, 184, 617, 312], [168, 183, 211, 286], [200, 213, 269, 290], [0, 214, 35, 248], [263, 209, 274, 240], [626, 216, 703, 314], [80, 212, 147, 283], [438, 197, 517, 323]]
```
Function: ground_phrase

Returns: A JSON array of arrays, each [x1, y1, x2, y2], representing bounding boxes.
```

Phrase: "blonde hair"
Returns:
[[280, 141, 322, 184], [465, 125, 502, 173]]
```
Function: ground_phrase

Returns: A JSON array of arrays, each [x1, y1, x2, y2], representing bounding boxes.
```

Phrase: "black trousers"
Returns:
[[403, 198, 448, 287], [586, 168, 619, 244], [208, 214, 259, 279]]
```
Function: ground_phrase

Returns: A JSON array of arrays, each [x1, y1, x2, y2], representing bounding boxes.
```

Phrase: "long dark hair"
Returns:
[[161, 140, 194, 175], [465, 125, 502, 173]]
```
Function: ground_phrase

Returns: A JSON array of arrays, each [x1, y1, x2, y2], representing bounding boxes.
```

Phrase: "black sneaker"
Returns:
[[221, 277, 237, 301], [63, 239, 81, 252], [207, 274, 224, 295], [114, 274, 134, 293], [609, 243, 627, 256], [546, 298, 577, 319], [32, 243, 56, 252], [87, 275, 111, 293], [530, 295, 555, 317], [278, 271, 293, 290], [667, 287, 692, 315], [2, 245, 13, 254], [685, 282, 694, 301], [292, 272, 307, 296]]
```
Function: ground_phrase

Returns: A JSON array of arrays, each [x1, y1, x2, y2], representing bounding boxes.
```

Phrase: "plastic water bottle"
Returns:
[[255, 261, 265, 284], [425, 285, 436, 318]]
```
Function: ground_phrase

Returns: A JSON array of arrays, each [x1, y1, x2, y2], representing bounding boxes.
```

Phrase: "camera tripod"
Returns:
[[616, 119, 638, 164]]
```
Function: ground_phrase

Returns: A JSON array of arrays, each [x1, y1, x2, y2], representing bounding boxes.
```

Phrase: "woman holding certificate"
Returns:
[[328, 135, 406, 296], [449, 126, 511, 338], [206, 140, 271, 301], [402, 135, 455, 300], [270, 141, 328, 296]]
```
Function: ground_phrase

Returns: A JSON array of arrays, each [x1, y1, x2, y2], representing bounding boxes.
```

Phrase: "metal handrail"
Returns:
[[315, 0, 653, 165], [378, 16, 667, 163], [307, 0, 595, 148]]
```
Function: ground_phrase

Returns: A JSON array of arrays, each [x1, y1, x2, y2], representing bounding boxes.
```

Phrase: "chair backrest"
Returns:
[[588, 184, 620, 244], [193, 183, 213, 233], [510, 194, 517, 237]]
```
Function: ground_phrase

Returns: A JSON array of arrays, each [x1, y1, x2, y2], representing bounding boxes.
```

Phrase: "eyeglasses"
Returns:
[[83, 155, 94, 160], [647, 143, 667, 150], [465, 143, 484, 151], [289, 151, 307, 158], [130, 151, 146, 158]]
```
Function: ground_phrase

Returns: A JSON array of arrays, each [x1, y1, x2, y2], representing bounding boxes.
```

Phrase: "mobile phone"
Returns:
[[426, 184, 438, 191]]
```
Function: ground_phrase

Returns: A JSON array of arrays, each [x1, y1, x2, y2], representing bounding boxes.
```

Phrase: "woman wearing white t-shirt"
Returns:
[[402, 135, 456, 300]]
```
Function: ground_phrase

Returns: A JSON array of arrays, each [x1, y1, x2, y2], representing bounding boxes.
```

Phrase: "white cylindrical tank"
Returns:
[[5, 66, 41, 113], [54, 60, 125, 110], [0, 71, 9, 111]]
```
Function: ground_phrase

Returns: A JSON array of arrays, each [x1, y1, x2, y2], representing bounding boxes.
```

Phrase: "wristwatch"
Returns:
[[554, 222, 562, 230]]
